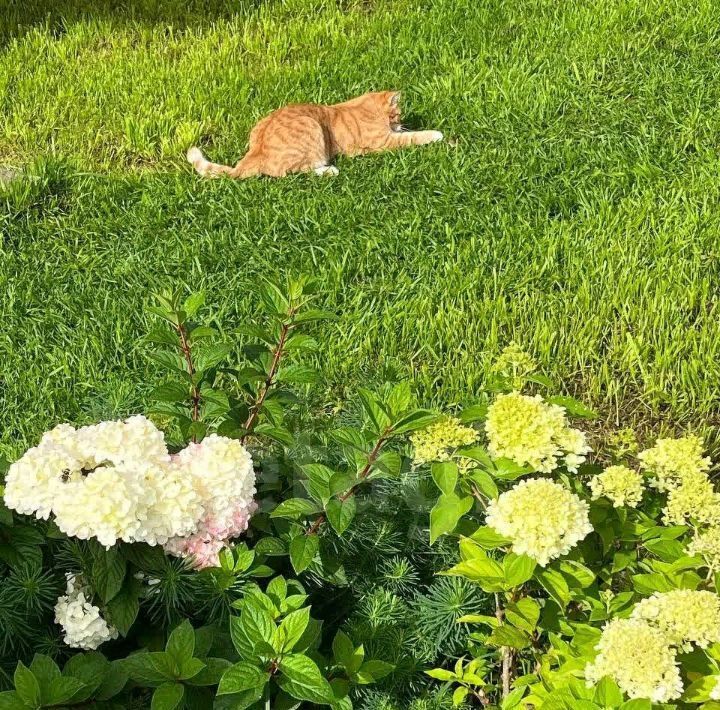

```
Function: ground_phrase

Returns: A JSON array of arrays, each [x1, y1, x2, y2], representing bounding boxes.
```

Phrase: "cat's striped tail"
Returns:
[[186, 147, 258, 178]]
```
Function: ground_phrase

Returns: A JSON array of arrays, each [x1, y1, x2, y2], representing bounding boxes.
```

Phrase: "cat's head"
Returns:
[[368, 91, 402, 129]]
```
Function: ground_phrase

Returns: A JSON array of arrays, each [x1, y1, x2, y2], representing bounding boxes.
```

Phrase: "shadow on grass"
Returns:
[[0, 0, 269, 43]]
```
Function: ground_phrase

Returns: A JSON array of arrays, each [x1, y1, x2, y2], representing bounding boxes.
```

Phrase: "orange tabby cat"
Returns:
[[187, 91, 443, 178]]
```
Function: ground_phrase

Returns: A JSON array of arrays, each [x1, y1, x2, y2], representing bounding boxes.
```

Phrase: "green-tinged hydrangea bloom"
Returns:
[[662, 470, 720, 526], [491, 343, 537, 389], [712, 676, 720, 701], [589, 465, 644, 508], [687, 526, 720, 573], [631, 590, 720, 651], [485, 392, 589, 473], [410, 417, 477, 466], [585, 618, 683, 703], [638, 435, 711, 491], [485, 478, 592, 566]]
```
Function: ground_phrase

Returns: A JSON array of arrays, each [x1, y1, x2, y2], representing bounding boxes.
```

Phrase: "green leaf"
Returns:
[[217, 662, 270, 695], [0, 692, 26, 710], [277, 607, 311, 652], [253, 424, 295, 446], [270, 498, 319, 520], [487, 625, 531, 649], [326, 497, 356, 535], [44, 677, 87, 706], [593, 676, 623, 707], [166, 620, 195, 665], [332, 631, 355, 667], [425, 668, 458, 681], [124, 652, 178, 685], [356, 660, 394, 684], [503, 553, 537, 588], [387, 382, 412, 416], [430, 493, 473, 544], [292, 309, 337, 324], [392, 409, 439, 434], [150, 381, 189, 403], [278, 364, 320, 384], [29, 654, 60, 690], [241, 601, 276, 647], [92, 549, 127, 603], [14, 662, 40, 708], [151, 682, 184, 710], [468, 469, 498, 499], [277, 654, 336, 705], [106, 575, 142, 636], [431, 461, 458, 495], [186, 658, 232, 686], [195, 343, 233, 371], [301, 463, 335, 504], [445, 556, 505, 592], [453, 686, 470, 706], [183, 292, 205, 317], [682, 675, 718, 702], [558, 560, 596, 589], [290, 535, 319, 573], [470, 526, 511, 549], [459, 405, 488, 423], [188, 325, 217, 342], [632, 572, 675, 595], [358, 389, 392, 432], [547, 395, 598, 419], [505, 598, 540, 634], [535, 568, 571, 608], [94, 659, 129, 701], [63, 652, 110, 700]]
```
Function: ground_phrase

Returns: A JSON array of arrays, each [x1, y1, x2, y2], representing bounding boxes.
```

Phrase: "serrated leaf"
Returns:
[[182, 292, 205, 317], [503, 553, 536, 588], [278, 364, 319, 385], [271, 498, 319, 520], [292, 309, 337, 323], [277, 654, 335, 705], [14, 663, 40, 707], [470, 526, 511, 549], [277, 607, 311, 652], [92, 550, 126, 604], [392, 409, 439, 434], [106, 576, 142, 636], [326, 497, 356, 535], [356, 660, 394, 684], [217, 662, 270, 695], [195, 343, 233, 371], [487, 625, 531, 649], [166, 620, 195, 665], [254, 424, 295, 446], [332, 631, 355, 668], [290, 535, 319, 574], [186, 658, 232, 686], [151, 682, 184, 710]]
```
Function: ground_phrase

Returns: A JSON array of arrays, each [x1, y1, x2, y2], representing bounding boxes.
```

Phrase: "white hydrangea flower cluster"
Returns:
[[485, 478, 592, 566], [589, 465, 644, 508], [631, 590, 720, 651], [485, 392, 590, 473], [163, 435, 257, 569], [586, 590, 720, 702], [688, 526, 720, 573], [585, 618, 683, 703], [54, 574, 118, 650], [3, 417, 256, 563], [636, 436, 720, 527]]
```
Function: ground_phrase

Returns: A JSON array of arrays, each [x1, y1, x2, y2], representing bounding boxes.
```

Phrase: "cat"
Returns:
[[186, 91, 443, 179]]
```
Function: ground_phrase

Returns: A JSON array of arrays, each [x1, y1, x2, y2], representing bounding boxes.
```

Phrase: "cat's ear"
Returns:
[[388, 91, 401, 106]]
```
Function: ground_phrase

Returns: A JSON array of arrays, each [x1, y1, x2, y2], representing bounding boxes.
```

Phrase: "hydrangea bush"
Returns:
[[422, 347, 720, 709]]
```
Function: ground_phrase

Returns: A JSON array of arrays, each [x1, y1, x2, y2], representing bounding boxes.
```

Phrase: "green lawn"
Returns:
[[2, 0, 720, 457]]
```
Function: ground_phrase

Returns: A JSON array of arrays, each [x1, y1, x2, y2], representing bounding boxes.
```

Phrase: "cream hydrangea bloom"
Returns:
[[687, 526, 720, 573], [711, 676, 720, 701], [485, 478, 592, 566], [3, 417, 255, 556], [54, 575, 118, 650], [585, 618, 683, 703], [638, 435, 711, 491], [662, 470, 720, 526], [589, 465, 644, 508], [631, 590, 720, 651], [410, 417, 477, 466], [485, 392, 590, 473]]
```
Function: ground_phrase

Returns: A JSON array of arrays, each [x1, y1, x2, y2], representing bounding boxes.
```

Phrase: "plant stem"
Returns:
[[176, 320, 200, 439], [494, 592, 515, 699], [241, 320, 292, 444], [305, 429, 392, 535]]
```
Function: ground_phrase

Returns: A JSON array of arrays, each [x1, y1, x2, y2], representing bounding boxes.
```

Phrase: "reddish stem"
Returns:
[[305, 429, 392, 535], [176, 321, 200, 439], [241, 320, 292, 444]]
